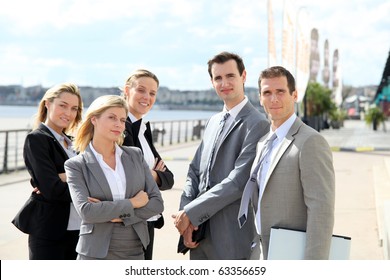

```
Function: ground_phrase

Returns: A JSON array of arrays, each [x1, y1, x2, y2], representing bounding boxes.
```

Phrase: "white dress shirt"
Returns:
[[128, 113, 155, 169], [220, 96, 248, 139], [89, 142, 127, 201], [254, 113, 297, 234], [212, 96, 249, 154]]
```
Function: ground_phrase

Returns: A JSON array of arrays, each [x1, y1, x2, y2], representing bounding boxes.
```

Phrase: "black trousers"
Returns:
[[28, 230, 79, 260], [144, 221, 155, 260]]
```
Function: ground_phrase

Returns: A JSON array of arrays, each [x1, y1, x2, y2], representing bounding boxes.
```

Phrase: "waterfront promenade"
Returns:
[[1, 119, 390, 260]]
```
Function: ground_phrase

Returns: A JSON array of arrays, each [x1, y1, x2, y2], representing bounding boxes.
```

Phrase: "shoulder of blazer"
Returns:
[[234, 101, 268, 132], [80, 145, 99, 164], [31, 123, 56, 139], [120, 145, 142, 158], [34, 123, 72, 144], [29, 124, 69, 158], [288, 117, 309, 138], [65, 152, 84, 170], [238, 100, 266, 121]]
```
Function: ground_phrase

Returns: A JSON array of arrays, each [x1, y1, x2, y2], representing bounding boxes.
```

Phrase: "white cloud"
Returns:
[[228, 0, 263, 30], [0, 0, 388, 90], [0, 0, 199, 34]]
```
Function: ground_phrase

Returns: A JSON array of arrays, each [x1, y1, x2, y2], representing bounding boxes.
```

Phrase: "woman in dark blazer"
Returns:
[[122, 69, 174, 259], [12, 83, 83, 259]]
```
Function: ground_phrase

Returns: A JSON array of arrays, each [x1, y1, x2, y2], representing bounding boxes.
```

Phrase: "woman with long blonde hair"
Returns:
[[12, 83, 83, 259], [65, 95, 164, 260]]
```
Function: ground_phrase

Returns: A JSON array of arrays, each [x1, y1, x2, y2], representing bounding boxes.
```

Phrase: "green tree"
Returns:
[[305, 82, 333, 116], [365, 106, 386, 131]]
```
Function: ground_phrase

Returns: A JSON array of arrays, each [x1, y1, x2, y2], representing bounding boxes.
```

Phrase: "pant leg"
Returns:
[[28, 235, 63, 260], [144, 221, 155, 260], [64, 230, 79, 260], [28, 230, 79, 260]]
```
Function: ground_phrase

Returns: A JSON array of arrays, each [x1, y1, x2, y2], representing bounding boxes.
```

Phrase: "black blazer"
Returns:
[[123, 118, 174, 191], [20, 123, 72, 240]]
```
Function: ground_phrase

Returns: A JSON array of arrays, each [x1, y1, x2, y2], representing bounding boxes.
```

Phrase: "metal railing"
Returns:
[[0, 119, 207, 174], [0, 129, 31, 174], [150, 119, 206, 147]]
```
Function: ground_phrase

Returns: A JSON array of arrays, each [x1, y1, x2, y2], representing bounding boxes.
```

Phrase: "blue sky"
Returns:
[[0, 0, 389, 91]]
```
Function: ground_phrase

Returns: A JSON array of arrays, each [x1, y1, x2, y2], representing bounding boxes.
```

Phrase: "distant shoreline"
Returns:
[[1, 103, 222, 111], [0, 117, 33, 130], [0, 106, 219, 130]]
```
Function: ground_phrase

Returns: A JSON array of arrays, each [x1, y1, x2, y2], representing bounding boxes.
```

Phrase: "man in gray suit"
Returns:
[[238, 66, 335, 259], [173, 52, 269, 259]]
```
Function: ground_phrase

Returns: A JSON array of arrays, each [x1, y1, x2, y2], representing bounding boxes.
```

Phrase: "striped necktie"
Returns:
[[238, 133, 277, 228], [258, 133, 277, 170]]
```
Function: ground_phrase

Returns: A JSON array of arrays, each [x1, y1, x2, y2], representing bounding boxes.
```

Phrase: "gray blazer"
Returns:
[[180, 101, 269, 259], [64, 145, 164, 259], [239, 117, 335, 259]]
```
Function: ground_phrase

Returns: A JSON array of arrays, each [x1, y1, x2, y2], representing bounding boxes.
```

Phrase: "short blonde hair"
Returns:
[[34, 83, 83, 134], [74, 95, 128, 152]]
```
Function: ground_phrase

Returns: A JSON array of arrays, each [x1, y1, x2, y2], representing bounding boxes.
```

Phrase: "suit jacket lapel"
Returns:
[[221, 101, 253, 142], [262, 118, 302, 194], [239, 132, 268, 224], [144, 121, 160, 158], [124, 117, 142, 148], [83, 145, 113, 200], [217, 101, 254, 155], [120, 148, 137, 198], [37, 123, 69, 160]]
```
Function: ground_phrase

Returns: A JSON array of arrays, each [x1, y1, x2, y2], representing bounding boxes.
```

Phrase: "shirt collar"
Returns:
[[89, 142, 123, 162], [43, 122, 72, 147], [271, 113, 297, 141], [128, 112, 146, 133], [128, 112, 140, 123], [223, 96, 248, 119]]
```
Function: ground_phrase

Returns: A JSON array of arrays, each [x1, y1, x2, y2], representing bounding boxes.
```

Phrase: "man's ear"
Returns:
[[259, 93, 263, 107], [241, 69, 247, 83], [210, 78, 216, 89], [293, 90, 298, 102]]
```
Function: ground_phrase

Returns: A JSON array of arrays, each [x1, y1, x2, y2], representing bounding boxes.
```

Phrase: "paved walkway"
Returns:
[[1, 120, 390, 260]]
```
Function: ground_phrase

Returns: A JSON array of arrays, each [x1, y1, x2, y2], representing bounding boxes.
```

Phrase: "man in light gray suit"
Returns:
[[173, 52, 269, 259], [238, 66, 335, 259]]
